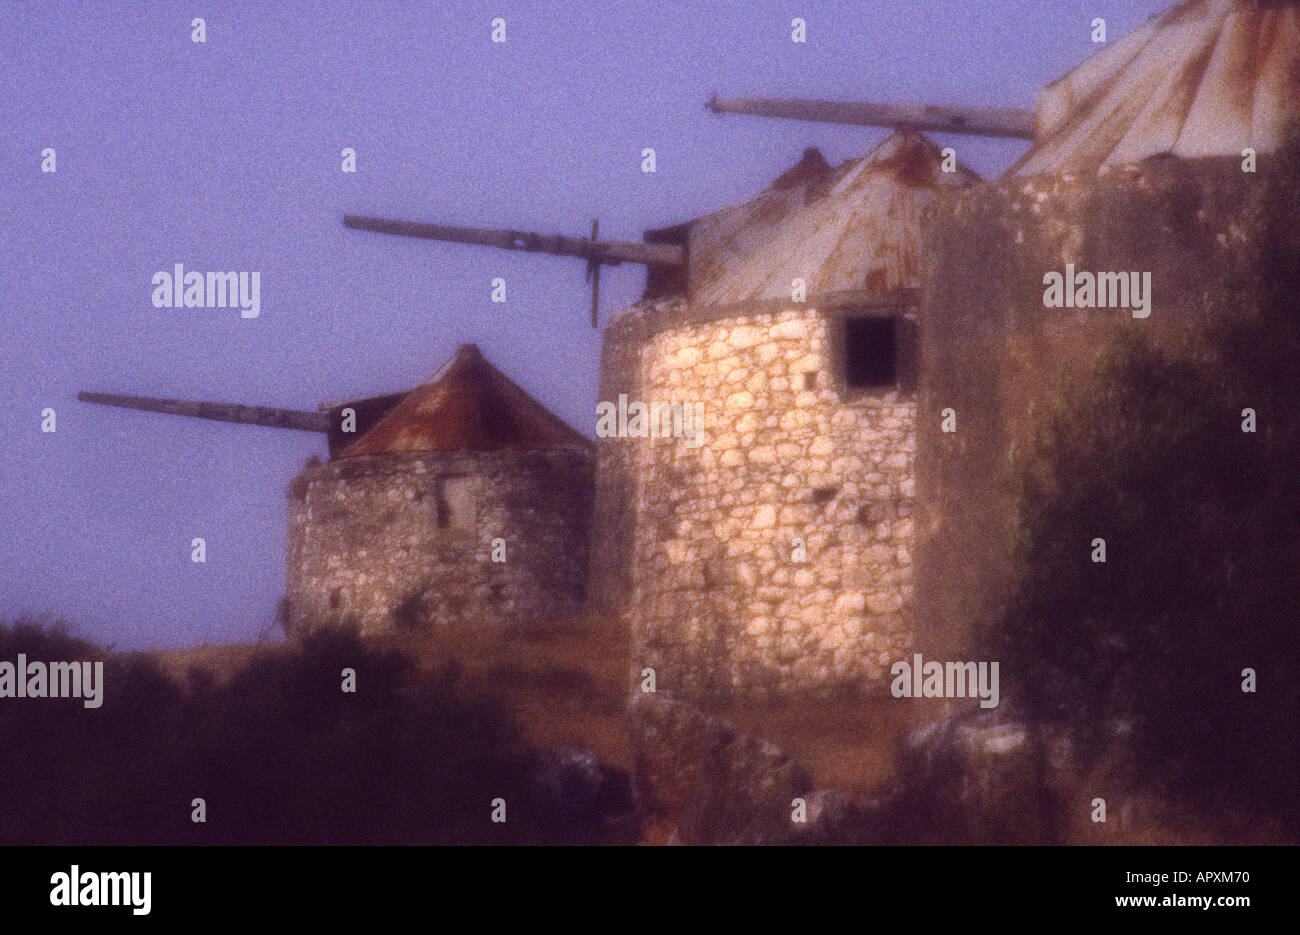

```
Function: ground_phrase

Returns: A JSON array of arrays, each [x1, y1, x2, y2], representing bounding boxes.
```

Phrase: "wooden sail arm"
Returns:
[[343, 215, 684, 267], [707, 95, 1036, 141], [77, 392, 330, 433]]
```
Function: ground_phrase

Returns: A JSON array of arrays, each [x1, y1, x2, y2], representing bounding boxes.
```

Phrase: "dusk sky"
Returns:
[[1, 0, 1171, 649]]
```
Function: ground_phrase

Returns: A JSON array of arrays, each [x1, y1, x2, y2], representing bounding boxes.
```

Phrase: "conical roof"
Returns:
[[338, 344, 591, 456], [685, 131, 980, 305], [1012, 0, 1300, 176]]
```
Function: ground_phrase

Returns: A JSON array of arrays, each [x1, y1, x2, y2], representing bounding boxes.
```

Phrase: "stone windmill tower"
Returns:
[[285, 343, 594, 635], [80, 343, 595, 637], [593, 132, 981, 706], [682, 0, 1300, 683], [916, 0, 1300, 662]]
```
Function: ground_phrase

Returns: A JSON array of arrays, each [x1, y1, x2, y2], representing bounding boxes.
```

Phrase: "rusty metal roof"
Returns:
[[338, 344, 591, 456], [684, 132, 980, 306], [1012, 0, 1300, 176]]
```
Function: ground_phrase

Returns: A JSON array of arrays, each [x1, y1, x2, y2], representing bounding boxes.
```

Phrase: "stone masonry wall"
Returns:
[[597, 299, 916, 706], [286, 449, 593, 635], [591, 303, 657, 617], [916, 155, 1298, 665]]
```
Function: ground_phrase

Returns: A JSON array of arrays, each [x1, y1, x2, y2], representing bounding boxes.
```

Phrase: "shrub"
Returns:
[[989, 145, 1300, 839], [0, 621, 558, 844]]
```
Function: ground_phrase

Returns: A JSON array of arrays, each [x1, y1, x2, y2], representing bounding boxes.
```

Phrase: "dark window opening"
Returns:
[[843, 316, 898, 389]]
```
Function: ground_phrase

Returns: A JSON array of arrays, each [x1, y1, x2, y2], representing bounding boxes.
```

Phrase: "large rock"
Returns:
[[528, 748, 641, 845], [628, 693, 1065, 844], [783, 705, 1059, 844], [628, 693, 812, 844], [868, 703, 1061, 843]]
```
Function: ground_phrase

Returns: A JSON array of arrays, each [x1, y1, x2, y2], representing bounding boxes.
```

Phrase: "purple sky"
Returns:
[[1, 0, 1171, 649]]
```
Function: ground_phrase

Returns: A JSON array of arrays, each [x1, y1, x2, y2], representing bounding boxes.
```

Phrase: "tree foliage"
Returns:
[[0, 622, 563, 844], [992, 142, 1300, 836]]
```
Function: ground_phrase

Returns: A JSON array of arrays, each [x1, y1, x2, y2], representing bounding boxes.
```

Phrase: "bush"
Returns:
[[990, 147, 1300, 839], [0, 621, 562, 844]]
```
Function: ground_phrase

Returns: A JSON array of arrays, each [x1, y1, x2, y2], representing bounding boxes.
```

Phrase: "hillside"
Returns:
[[146, 619, 931, 797]]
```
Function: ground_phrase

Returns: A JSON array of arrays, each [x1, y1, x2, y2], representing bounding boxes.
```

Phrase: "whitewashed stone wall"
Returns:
[[285, 450, 593, 635], [598, 300, 915, 704]]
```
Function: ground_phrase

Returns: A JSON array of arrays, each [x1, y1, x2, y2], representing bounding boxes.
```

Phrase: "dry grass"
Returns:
[[145, 642, 286, 686], [718, 694, 950, 798], [147, 614, 636, 771], [143, 626, 1266, 843], [144, 621, 929, 794], [383, 615, 634, 770]]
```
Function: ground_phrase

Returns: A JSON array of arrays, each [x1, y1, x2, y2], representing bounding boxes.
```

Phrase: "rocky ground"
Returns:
[[143, 623, 1280, 845]]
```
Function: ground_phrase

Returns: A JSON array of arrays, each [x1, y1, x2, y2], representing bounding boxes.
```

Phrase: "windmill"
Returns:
[[76, 99, 1027, 443], [335, 96, 1034, 326], [706, 0, 1300, 173]]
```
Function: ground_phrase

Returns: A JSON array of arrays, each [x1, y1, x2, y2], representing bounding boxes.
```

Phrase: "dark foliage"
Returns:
[[0, 620, 630, 844], [990, 142, 1300, 838]]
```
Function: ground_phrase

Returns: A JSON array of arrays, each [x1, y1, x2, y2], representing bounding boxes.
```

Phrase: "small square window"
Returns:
[[843, 316, 897, 389]]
